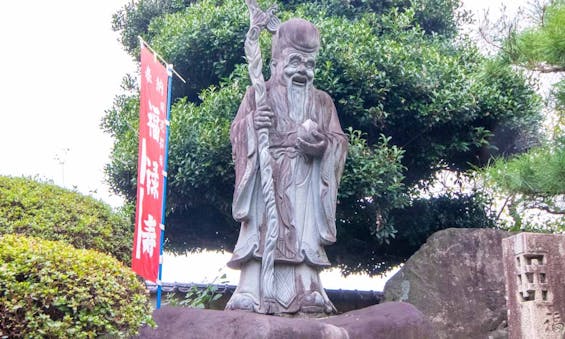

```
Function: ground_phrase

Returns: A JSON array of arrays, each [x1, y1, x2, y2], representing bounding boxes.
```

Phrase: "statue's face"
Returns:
[[281, 49, 316, 87]]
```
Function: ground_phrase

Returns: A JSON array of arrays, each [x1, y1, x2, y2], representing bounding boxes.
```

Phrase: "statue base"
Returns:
[[136, 302, 434, 339]]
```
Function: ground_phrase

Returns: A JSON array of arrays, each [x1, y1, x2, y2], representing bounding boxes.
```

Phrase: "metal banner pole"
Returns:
[[156, 65, 174, 309]]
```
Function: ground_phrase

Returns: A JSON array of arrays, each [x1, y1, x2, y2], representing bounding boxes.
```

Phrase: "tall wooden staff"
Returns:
[[243, 0, 280, 314]]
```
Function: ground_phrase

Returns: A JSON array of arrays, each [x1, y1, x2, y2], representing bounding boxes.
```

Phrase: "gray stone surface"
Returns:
[[502, 232, 565, 339], [383, 228, 513, 339], [136, 302, 434, 339]]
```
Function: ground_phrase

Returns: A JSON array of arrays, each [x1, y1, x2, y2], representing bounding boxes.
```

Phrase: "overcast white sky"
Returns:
[[0, 0, 529, 289], [0, 0, 133, 206]]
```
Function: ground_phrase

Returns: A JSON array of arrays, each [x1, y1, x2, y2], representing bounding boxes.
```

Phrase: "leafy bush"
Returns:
[[0, 176, 132, 263], [0, 234, 153, 338], [330, 191, 497, 275], [391, 192, 497, 249]]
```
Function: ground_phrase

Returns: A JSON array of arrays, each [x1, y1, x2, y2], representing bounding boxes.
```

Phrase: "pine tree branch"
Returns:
[[530, 64, 565, 73]]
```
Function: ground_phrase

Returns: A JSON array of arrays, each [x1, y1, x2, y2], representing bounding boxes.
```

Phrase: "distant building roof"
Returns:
[[146, 282, 383, 313]]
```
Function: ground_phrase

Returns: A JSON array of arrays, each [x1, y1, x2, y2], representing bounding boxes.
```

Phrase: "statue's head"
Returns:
[[271, 18, 320, 87]]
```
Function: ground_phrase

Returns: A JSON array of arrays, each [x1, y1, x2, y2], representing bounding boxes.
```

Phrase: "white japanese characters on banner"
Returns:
[[132, 45, 170, 282]]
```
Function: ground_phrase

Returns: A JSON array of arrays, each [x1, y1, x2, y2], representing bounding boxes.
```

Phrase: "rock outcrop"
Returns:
[[137, 302, 434, 339], [384, 228, 513, 339]]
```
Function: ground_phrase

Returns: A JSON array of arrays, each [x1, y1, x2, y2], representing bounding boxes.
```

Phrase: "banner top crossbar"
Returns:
[[139, 36, 187, 83]]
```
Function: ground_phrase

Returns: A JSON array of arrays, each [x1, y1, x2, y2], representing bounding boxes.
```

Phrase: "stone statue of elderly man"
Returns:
[[226, 17, 348, 316]]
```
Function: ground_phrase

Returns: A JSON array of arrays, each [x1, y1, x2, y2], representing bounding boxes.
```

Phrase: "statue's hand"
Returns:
[[253, 105, 274, 130], [297, 130, 327, 157]]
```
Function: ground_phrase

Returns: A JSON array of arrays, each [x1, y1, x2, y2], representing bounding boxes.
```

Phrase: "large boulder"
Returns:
[[383, 228, 513, 339], [137, 302, 434, 338]]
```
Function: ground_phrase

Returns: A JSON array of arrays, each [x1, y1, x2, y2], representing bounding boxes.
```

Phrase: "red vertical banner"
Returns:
[[132, 45, 170, 282]]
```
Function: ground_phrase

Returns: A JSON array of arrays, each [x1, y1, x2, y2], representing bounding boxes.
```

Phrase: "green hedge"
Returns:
[[0, 176, 132, 263], [0, 234, 153, 338]]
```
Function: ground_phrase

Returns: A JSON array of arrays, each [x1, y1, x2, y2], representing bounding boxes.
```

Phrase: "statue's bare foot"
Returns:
[[299, 291, 328, 314], [226, 292, 258, 312]]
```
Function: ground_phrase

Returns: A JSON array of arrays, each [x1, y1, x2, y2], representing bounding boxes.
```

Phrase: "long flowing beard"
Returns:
[[287, 83, 308, 123]]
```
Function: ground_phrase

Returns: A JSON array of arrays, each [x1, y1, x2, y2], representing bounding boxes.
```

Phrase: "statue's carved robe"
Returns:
[[227, 80, 347, 313]]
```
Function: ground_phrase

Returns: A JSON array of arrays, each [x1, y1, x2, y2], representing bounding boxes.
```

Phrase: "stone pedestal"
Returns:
[[502, 232, 565, 339], [136, 302, 434, 339]]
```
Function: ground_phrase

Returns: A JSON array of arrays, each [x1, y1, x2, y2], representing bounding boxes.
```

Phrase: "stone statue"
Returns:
[[225, 2, 347, 316]]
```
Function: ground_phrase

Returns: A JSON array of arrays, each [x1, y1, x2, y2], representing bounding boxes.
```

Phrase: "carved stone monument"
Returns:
[[225, 1, 347, 316], [502, 232, 565, 338]]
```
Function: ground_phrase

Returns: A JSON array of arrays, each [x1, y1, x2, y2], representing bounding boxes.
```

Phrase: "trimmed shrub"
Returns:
[[0, 176, 132, 263], [0, 234, 153, 338]]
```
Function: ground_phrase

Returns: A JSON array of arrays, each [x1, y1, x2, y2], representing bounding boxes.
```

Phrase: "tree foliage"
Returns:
[[0, 176, 133, 264], [484, 0, 564, 232], [104, 0, 543, 274], [485, 141, 565, 232], [487, 141, 565, 196], [505, 0, 565, 72], [0, 234, 153, 338]]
